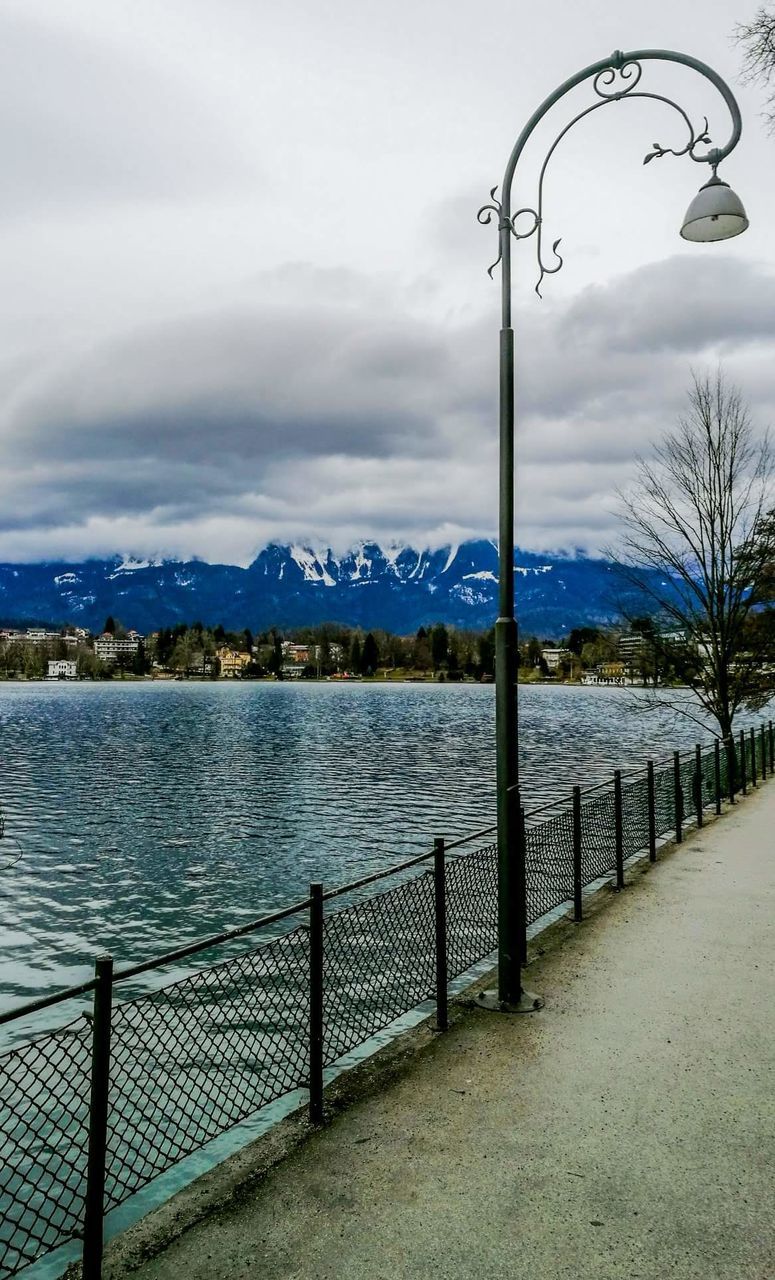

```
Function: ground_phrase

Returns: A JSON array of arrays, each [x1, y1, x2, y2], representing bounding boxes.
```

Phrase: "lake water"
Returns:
[[0, 680, 718, 1015]]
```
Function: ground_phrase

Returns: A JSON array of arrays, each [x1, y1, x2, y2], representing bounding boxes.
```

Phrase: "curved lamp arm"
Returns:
[[478, 49, 744, 317]]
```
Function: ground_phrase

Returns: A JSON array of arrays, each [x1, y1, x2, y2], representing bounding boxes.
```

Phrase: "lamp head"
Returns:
[[680, 173, 749, 243]]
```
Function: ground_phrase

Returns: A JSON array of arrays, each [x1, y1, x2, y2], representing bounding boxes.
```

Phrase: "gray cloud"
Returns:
[[0, 252, 772, 564], [0, 0, 772, 565]]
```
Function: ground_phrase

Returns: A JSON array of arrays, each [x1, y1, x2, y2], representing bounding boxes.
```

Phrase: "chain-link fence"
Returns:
[[1, 721, 772, 1279]]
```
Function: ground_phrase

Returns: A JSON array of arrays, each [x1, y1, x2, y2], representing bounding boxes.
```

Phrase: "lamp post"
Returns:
[[478, 49, 748, 1010]]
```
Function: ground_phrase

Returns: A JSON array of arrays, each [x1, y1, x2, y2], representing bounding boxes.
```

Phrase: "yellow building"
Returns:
[[216, 646, 251, 678]]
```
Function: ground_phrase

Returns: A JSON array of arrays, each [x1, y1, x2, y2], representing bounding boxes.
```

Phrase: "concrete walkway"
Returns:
[[108, 786, 775, 1280]]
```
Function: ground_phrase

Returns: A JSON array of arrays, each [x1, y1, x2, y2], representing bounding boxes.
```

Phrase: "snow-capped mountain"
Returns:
[[0, 540, 630, 635]]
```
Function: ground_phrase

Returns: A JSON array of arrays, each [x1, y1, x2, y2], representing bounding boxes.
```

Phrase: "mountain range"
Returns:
[[0, 541, 638, 636]]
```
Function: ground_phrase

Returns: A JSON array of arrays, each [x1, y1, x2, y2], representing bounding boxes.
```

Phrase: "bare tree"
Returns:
[[613, 370, 774, 741], [736, 5, 775, 130]]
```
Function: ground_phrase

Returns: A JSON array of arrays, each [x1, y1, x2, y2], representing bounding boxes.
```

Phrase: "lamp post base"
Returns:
[[475, 988, 544, 1013]]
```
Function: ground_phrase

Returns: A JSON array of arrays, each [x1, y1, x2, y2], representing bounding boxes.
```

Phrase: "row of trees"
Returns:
[[142, 622, 498, 680], [4, 366, 775, 737], [0, 618, 660, 682]]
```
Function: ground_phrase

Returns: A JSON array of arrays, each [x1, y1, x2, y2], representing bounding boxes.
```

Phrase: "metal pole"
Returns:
[[495, 320, 521, 1005], [572, 785, 582, 921], [433, 838, 448, 1032], [694, 743, 703, 827], [308, 882, 324, 1125], [714, 738, 722, 815], [726, 736, 736, 804], [739, 729, 747, 795], [761, 725, 767, 781], [647, 760, 656, 862], [614, 770, 624, 889], [750, 726, 757, 786], [518, 798, 528, 964], [769, 720, 774, 774], [82, 955, 113, 1280], [673, 751, 683, 843], [485, 45, 744, 1010]]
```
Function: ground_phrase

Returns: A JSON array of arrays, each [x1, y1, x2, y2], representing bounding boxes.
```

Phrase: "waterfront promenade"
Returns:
[[105, 785, 775, 1280]]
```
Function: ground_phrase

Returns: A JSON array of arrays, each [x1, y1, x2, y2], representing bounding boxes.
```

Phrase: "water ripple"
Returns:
[[0, 680, 728, 1018]]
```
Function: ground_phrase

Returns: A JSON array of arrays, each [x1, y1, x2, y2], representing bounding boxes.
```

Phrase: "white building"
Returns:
[[47, 659, 77, 679], [94, 633, 142, 663], [541, 647, 566, 672], [24, 629, 64, 645]]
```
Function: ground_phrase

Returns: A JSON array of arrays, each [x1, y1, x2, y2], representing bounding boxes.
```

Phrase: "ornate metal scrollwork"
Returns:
[[477, 189, 540, 278], [643, 115, 713, 166], [593, 59, 642, 99], [479, 54, 724, 296]]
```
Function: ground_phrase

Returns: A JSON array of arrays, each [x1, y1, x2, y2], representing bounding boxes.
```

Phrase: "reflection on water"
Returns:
[[0, 680, 715, 1011]]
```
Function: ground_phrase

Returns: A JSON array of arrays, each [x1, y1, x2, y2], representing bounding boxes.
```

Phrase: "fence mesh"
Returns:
[[0, 1021, 91, 1277], [0, 729, 767, 1278], [105, 926, 309, 1209], [322, 873, 436, 1065], [445, 843, 497, 978], [525, 811, 574, 923]]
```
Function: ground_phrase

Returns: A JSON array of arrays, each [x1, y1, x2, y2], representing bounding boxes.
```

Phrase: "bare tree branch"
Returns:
[[736, 4, 775, 131], [608, 369, 775, 740]]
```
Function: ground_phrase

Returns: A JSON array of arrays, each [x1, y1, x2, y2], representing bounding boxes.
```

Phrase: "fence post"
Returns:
[[673, 750, 683, 843], [518, 799, 528, 963], [614, 770, 624, 889], [308, 882, 324, 1126], [761, 725, 767, 781], [82, 954, 113, 1280], [647, 761, 656, 862], [770, 720, 774, 774], [714, 738, 722, 816], [750, 726, 757, 787], [572, 786, 582, 921], [726, 736, 736, 804], [433, 838, 448, 1032], [739, 729, 747, 796], [694, 743, 703, 828]]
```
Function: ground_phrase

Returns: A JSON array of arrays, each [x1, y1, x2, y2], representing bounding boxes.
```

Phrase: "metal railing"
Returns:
[[0, 719, 772, 1279]]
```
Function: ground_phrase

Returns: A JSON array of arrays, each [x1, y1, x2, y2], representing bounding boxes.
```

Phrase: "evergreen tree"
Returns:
[[362, 633, 379, 675], [350, 636, 362, 674], [430, 623, 449, 670], [478, 629, 495, 677]]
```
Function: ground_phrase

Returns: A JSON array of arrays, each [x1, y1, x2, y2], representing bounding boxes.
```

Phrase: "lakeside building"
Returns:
[[617, 632, 648, 663], [216, 646, 251, 678], [0, 627, 87, 647], [47, 659, 78, 679], [94, 632, 142, 663], [281, 642, 311, 664], [280, 641, 344, 677], [541, 647, 565, 672], [582, 661, 640, 686]]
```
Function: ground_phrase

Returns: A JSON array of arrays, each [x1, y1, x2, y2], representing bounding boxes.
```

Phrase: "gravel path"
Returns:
[[104, 784, 775, 1280]]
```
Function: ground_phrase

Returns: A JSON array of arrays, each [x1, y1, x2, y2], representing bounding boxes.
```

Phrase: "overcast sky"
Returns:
[[0, 0, 773, 565]]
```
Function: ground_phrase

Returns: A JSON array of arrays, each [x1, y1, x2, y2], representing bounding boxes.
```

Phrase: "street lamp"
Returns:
[[478, 49, 747, 1010]]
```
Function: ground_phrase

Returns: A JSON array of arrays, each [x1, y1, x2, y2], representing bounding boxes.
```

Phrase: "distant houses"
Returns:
[[0, 626, 87, 648]]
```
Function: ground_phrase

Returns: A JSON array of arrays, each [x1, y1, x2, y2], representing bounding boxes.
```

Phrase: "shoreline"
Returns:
[[0, 674, 663, 688]]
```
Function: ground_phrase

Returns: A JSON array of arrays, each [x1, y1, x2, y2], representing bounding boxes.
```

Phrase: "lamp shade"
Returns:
[[680, 174, 749, 242]]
